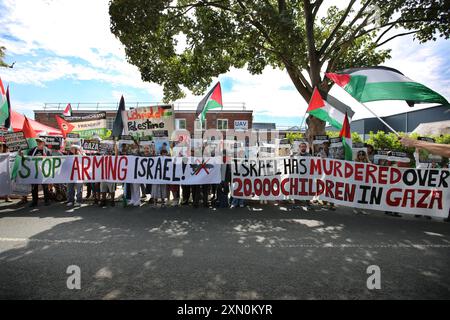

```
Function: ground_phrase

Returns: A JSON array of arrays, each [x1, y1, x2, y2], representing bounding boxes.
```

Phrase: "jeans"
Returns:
[[67, 183, 83, 203], [231, 198, 245, 207]]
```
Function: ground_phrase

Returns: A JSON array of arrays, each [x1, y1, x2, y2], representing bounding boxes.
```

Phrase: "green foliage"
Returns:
[[285, 132, 304, 144], [0, 46, 9, 68]]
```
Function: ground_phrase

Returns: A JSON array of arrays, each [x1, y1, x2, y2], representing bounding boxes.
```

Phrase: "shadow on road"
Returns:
[[0, 202, 449, 299]]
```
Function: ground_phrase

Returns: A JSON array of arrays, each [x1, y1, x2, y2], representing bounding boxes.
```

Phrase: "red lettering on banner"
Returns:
[[325, 180, 334, 198], [271, 179, 280, 197], [92, 156, 104, 180], [118, 156, 128, 181], [335, 182, 344, 201], [82, 156, 91, 180], [378, 166, 389, 184], [344, 162, 353, 179], [70, 157, 81, 181], [429, 190, 443, 210], [354, 163, 364, 181], [310, 158, 322, 175], [323, 159, 333, 175], [344, 183, 356, 202], [281, 178, 289, 196], [299, 178, 308, 196], [386, 188, 401, 206], [333, 161, 343, 178], [390, 167, 402, 184], [316, 180, 325, 196], [290, 177, 299, 196], [401, 189, 415, 208], [366, 164, 377, 184]]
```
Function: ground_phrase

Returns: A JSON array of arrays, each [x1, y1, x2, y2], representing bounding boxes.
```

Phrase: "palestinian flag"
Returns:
[[55, 115, 75, 138], [112, 96, 125, 138], [63, 103, 72, 117], [339, 113, 352, 161], [196, 82, 223, 121], [12, 116, 39, 180], [326, 66, 448, 106], [0, 85, 11, 129], [306, 87, 355, 130], [22, 116, 38, 149]]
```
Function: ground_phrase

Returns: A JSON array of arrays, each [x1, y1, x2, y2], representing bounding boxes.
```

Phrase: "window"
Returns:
[[217, 119, 228, 130], [176, 119, 186, 130], [106, 117, 115, 130], [195, 119, 206, 130]]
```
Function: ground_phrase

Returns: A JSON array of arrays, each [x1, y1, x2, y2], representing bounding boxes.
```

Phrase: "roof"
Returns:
[[413, 120, 450, 135], [11, 111, 61, 135], [253, 122, 276, 130]]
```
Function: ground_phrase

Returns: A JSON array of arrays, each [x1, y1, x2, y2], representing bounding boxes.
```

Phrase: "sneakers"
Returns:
[[66, 202, 74, 207]]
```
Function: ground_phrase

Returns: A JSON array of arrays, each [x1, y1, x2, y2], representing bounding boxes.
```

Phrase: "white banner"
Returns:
[[15, 156, 221, 185], [231, 157, 450, 217], [0, 154, 12, 196]]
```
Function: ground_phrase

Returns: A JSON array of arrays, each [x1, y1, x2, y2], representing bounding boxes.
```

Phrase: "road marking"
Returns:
[[242, 243, 450, 249], [0, 237, 102, 244]]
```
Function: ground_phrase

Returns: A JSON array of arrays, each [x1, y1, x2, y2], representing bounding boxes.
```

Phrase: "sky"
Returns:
[[0, 0, 449, 128]]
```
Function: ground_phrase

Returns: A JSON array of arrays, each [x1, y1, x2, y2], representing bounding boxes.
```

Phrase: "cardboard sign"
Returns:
[[122, 105, 175, 139], [82, 140, 100, 152], [41, 136, 62, 149], [4, 131, 29, 152]]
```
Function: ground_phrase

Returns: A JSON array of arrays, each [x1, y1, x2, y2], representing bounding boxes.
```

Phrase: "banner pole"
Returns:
[[359, 102, 399, 136]]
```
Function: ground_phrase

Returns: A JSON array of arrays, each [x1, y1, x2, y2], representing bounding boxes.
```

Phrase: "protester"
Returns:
[[99, 142, 118, 207], [401, 136, 450, 158], [128, 141, 142, 207], [66, 145, 84, 207], [0, 143, 12, 203], [356, 150, 369, 163], [140, 144, 154, 203], [26, 137, 52, 207], [366, 144, 375, 163], [151, 148, 168, 207]]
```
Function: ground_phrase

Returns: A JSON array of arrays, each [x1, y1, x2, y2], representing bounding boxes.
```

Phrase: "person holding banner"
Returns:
[[99, 142, 118, 208], [128, 141, 142, 207], [151, 148, 169, 207], [66, 145, 84, 207], [27, 137, 52, 207]]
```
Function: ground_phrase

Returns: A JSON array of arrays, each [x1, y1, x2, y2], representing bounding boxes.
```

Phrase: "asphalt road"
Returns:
[[0, 200, 449, 300]]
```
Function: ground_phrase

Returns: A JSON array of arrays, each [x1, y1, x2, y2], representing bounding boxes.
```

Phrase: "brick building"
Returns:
[[34, 102, 253, 136]]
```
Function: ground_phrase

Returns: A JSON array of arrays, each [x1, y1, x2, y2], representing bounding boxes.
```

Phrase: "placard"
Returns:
[[64, 112, 110, 139], [122, 105, 175, 139], [4, 131, 29, 152]]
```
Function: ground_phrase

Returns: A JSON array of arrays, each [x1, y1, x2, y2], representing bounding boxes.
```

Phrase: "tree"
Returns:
[[109, 0, 449, 141], [0, 46, 14, 69]]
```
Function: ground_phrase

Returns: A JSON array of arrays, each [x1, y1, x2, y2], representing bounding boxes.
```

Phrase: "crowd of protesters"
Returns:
[[0, 135, 449, 222]]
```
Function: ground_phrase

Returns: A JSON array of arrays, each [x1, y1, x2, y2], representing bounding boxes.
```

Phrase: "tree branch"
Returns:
[[319, 0, 356, 56], [376, 30, 419, 47]]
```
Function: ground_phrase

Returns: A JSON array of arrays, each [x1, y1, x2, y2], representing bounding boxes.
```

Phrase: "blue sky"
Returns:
[[1, 0, 449, 128]]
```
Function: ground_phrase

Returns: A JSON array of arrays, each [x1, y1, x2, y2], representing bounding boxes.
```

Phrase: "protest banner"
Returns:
[[64, 112, 110, 139], [4, 131, 29, 152], [15, 155, 221, 186], [122, 105, 175, 139], [0, 154, 12, 196], [352, 142, 367, 161], [231, 156, 450, 217]]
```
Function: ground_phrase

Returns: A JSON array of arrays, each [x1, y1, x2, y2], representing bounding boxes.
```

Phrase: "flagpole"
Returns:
[[331, 84, 400, 136], [359, 101, 399, 136]]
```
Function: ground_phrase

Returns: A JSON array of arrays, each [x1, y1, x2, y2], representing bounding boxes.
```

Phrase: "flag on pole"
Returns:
[[326, 66, 448, 105], [196, 82, 223, 121], [11, 117, 39, 180], [112, 96, 125, 138], [339, 113, 352, 161], [55, 115, 75, 138], [306, 87, 355, 130], [0, 85, 11, 129], [63, 103, 72, 117]]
